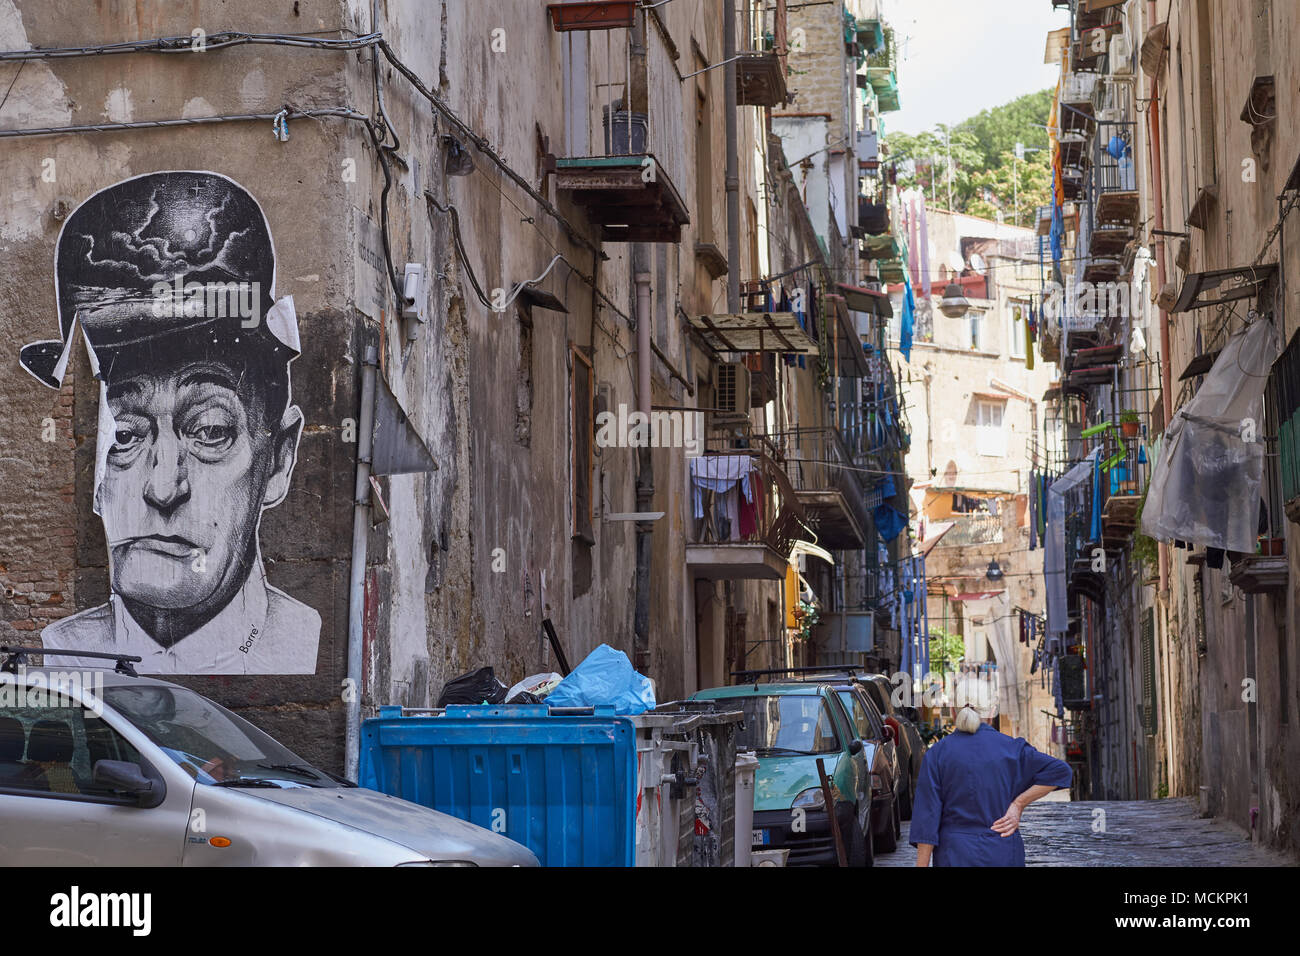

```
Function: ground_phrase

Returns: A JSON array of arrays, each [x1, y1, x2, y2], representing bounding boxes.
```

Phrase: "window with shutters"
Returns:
[[975, 398, 1007, 457], [1269, 327, 1300, 523], [1008, 300, 1027, 360], [1140, 607, 1158, 736], [571, 346, 594, 542]]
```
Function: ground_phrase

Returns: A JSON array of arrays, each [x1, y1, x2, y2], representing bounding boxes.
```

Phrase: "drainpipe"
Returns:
[[1145, 0, 1171, 597], [634, 267, 654, 673], [344, 345, 379, 781], [724, 0, 740, 313]]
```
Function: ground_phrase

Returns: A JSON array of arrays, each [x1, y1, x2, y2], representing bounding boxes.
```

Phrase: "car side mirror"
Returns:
[[848, 739, 864, 755], [881, 725, 895, 742], [93, 759, 160, 807]]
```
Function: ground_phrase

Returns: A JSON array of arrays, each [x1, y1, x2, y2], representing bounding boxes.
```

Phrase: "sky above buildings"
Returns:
[[880, 0, 1071, 135]]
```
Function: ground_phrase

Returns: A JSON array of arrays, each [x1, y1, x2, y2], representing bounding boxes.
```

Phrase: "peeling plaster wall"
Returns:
[[0, 1, 358, 768], [1, 0, 850, 776]]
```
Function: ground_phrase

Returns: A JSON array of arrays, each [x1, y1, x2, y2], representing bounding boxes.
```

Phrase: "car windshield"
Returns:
[[102, 684, 338, 788], [734, 695, 840, 755]]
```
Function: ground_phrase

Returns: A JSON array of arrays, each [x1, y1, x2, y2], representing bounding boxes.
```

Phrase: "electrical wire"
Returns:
[[0, 105, 370, 139], [0, 31, 383, 60]]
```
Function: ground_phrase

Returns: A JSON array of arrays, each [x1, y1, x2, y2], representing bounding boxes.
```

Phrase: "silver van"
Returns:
[[0, 649, 537, 866]]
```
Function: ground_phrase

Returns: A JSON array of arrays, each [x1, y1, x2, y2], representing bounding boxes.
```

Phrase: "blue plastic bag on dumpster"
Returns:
[[544, 644, 656, 715]]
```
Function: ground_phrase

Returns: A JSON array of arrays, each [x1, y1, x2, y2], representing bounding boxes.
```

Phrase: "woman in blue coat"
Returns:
[[910, 706, 1072, 866]]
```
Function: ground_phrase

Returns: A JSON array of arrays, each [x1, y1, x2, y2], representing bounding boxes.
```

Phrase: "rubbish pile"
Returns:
[[434, 643, 656, 715]]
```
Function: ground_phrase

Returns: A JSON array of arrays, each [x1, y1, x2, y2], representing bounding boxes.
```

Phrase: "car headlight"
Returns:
[[396, 860, 479, 867], [791, 787, 826, 810]]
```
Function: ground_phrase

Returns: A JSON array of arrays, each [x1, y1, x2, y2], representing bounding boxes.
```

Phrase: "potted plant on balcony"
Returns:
[[1257, 533, 1285, 557], [1120, 409, 1141, 438]]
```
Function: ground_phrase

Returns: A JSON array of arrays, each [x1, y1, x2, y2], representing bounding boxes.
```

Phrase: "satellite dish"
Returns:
[[946, 250, 965, 273], [970, 253, 987, 275]]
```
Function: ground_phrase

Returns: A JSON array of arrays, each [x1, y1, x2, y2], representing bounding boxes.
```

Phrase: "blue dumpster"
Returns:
[[359, 704, 637, 867]]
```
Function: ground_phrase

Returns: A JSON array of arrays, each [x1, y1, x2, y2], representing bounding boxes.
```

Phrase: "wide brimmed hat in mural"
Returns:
[[21, 170, 299, 389]]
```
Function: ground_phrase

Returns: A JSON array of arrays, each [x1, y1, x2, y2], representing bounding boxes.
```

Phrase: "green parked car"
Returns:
[[692, 682, 874, 866]]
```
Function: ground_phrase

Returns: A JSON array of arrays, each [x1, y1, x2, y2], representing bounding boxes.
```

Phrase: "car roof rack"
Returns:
[[731, 665, 869, 683], [0, 645, 143, 677]]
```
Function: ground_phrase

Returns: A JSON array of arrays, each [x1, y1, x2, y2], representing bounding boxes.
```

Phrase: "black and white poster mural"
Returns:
[[20, 171, 320, 674]]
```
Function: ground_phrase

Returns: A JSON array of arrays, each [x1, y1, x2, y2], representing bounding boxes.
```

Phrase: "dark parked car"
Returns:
[[858, 674, 926, 819], [828, 681, 902, 853]]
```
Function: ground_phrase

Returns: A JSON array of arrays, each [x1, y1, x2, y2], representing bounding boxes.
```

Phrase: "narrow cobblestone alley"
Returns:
[[881, 796, 1295, 867]]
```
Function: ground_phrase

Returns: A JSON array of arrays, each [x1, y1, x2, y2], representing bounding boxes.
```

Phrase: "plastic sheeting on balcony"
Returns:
[[1141, 318, 1281, 552], [1046, 450, 1098, 640]]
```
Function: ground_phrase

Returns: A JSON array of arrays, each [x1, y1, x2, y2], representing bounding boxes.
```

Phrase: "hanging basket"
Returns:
[[546, 1, 637, 32]]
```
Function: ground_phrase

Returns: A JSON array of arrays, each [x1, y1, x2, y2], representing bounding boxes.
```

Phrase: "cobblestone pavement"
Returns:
[[876, 796, 1295, 866]]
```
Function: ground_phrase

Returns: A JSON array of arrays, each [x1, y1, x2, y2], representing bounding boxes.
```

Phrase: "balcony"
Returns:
[[1092, 120, 1140, 233], [546, 1, 637, 32], [778, 427, 871, 549], [1099, 426, 1148, 548], [934, 513, 1004, 548], [1060, 71, 1098, 107], [686, 307, 817, 357], [554, 155, 690, 243], [1229, 554, 1289, 594], [687, 451, 806, 580], [738, 51, 788, 107], [859, 199, 890, 235], [878, 259, 906, 284], [860, 233, 901, 261], [1057, 130, 1089, 171], [863, 25, 900, 112]]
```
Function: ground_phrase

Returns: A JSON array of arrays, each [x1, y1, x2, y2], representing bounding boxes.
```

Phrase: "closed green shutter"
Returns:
[[1140, 608, 1157, 736], [1273, 332, 1300, 504]]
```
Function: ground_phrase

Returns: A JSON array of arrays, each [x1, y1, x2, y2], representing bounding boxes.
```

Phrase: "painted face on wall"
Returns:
[[28, 171, 322, 674], [98, 358, 298, 613]]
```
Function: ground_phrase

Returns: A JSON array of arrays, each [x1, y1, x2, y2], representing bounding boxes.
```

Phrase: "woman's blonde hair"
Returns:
[[955, 705, 983, 734]]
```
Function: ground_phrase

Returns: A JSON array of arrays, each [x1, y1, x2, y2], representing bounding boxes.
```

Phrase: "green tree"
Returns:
[[958, 89, 1055, 170], [884, 89, 1054, 224], [929, 627, 965, 671]]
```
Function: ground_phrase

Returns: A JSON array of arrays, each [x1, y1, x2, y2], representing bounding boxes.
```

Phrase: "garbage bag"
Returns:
[[437, 666, 507, 707], [542, 644, 656, 715], [506, 691, 543, 704], [1142, 318, 1280, 552], [506, 672, 563, 701]]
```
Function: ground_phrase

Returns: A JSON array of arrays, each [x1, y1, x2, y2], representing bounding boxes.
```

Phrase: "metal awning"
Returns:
[[1178, 349, 1221, 381], [825, 294, 871, 377], [1171, 263, 1276, 312], [688, 311, 816, 354], [836, 282, 894, 318]]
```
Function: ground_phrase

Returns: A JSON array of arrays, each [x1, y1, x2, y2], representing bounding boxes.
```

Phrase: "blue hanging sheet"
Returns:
[[900, 276, 915, 362], [874, 503, 907, 541], [1090, 454, 1103, 542]]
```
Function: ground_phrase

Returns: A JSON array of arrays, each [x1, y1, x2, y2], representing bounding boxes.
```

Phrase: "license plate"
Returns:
[[752, 828, 769, 846]]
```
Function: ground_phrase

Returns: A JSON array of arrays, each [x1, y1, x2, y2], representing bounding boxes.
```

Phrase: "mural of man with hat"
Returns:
[[24, 171, 320, 674]]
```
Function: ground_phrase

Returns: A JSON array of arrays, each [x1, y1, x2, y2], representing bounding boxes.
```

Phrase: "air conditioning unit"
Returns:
[[1109, 34, 1134, 78], [714, 361, 751, 417]]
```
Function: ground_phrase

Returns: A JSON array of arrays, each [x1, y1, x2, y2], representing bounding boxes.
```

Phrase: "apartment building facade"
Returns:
[[0, 1, 919, 773], [1039, 0, 1300, 854]]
